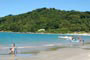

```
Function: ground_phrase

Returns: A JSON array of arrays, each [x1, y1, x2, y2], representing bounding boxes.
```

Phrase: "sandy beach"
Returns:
[[1, 47, 90, 60]]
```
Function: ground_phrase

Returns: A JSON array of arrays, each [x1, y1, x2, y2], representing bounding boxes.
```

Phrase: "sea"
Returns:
[[0, 32, 90, 54]]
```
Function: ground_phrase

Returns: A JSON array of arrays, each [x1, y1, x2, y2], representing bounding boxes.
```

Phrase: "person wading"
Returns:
[[9, 43, 17, 55]]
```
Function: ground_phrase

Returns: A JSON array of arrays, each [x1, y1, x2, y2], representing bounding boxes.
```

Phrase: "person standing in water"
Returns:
[[69, 36, 74, 46], [9, 43, 17, 55], [78, 36, 84, 46]]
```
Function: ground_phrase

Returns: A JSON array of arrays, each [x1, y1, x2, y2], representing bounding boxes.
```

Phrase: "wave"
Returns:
[[66, 33, 90, 36], [0, 43, 58, 49]]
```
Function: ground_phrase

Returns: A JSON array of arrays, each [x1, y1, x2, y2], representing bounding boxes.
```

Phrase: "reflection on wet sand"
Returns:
[[10, 55, 16, 60], [0, 55, 16, 60]]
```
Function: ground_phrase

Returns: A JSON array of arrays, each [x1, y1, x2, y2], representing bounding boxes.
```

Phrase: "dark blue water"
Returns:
[[0, 32, 90, 47]]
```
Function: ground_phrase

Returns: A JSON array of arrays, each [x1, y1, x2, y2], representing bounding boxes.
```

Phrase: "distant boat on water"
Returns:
[[58, 36, 73, 40], [58, 36, 79, 42]]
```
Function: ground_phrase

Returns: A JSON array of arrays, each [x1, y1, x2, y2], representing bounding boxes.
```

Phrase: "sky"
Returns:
[[0, 0, 90, 17]]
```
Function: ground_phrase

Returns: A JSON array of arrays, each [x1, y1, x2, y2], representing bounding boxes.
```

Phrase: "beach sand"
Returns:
[[1, 48, 90, 60]]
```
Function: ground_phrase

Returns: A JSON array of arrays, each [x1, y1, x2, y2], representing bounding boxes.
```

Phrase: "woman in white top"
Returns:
[[9, 43, 17, 54]]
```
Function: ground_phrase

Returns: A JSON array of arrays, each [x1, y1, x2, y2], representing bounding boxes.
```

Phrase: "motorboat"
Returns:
[[58, 36, 79, 42], [58, 36, 73, 40]]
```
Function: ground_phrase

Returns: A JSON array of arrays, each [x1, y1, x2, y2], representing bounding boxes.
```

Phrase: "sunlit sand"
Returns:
[[1, 47, 90, 60]]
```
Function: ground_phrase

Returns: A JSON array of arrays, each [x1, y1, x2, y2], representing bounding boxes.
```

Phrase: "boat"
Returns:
[[71, 39, 79, 42], [58, 36, 79, 42], [58, 36, 73, 40]]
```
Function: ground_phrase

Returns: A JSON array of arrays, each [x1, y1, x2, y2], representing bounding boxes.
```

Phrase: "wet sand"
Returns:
[[1, 48, 90, 60]]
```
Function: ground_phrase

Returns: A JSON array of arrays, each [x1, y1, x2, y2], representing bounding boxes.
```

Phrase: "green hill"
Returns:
[[0, 8, 90, 33]]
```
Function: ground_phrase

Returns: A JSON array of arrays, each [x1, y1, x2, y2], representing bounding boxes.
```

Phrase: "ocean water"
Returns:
[[0, 32, 90, 54], [0, 32, 90, 47], [0, 32, 61, 46]]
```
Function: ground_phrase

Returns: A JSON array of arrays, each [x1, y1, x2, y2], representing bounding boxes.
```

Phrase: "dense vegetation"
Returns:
[[0, 8, 90, 33]]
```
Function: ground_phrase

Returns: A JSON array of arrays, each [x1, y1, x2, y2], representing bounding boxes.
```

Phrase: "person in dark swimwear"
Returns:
[[82, 39, 84, 46]]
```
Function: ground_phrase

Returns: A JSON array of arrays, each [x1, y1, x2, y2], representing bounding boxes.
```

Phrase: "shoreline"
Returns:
[[1, 47, 90, 60], [1, 43, 90, 55], [1, 31, 90, 36]]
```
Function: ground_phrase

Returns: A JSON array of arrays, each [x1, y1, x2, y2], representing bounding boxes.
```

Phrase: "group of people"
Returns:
[[70, 36, 84, 46]]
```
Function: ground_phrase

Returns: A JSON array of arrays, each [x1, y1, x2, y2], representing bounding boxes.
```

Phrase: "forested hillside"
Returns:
[[0, 8, 90, 33]]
